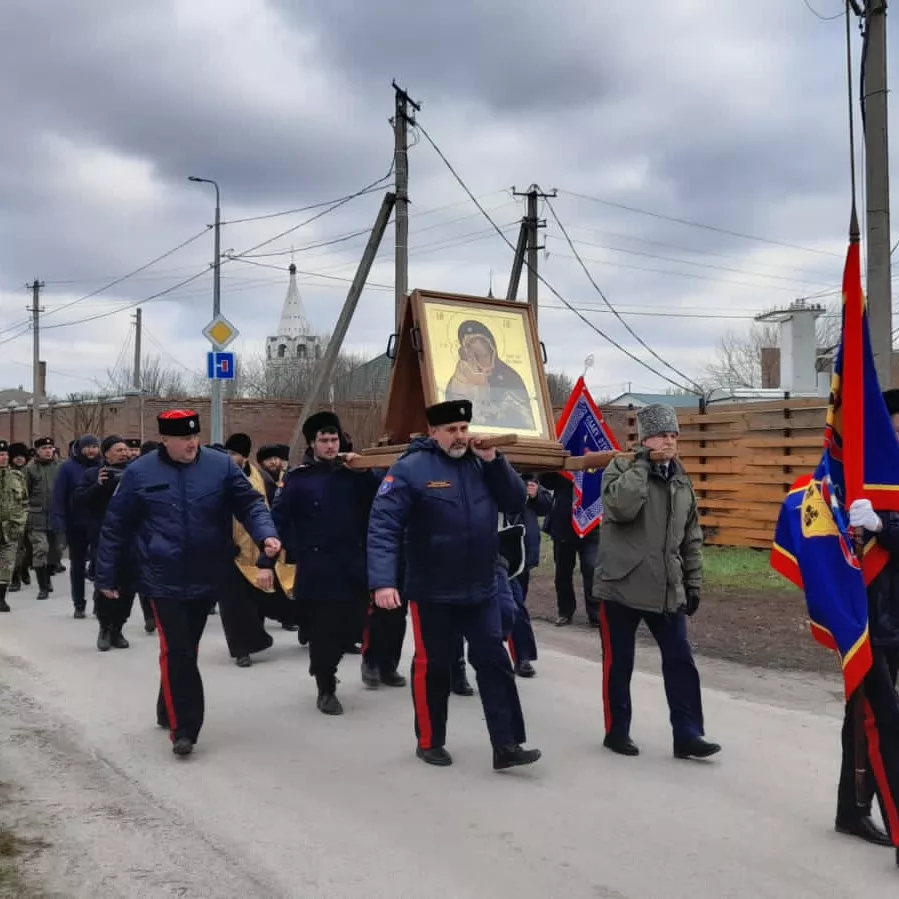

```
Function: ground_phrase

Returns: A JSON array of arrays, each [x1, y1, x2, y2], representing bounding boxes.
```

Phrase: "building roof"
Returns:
[[0, 388, 33, 407], [607, 392, 701, 409], [337, 353, 393, 402], [273, 264, 311, 339]]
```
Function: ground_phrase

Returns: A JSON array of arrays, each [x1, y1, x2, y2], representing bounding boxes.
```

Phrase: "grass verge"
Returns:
[[702, 546, 796, 593]]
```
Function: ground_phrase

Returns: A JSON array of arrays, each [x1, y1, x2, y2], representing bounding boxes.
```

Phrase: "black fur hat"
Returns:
[[302, 411, 342, 445]]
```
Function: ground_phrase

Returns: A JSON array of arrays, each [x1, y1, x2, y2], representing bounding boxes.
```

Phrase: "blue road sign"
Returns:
[[206, 351, 235, 380]]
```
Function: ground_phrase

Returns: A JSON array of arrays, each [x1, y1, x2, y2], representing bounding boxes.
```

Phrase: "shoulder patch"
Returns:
[[378, 475, 395, 496]]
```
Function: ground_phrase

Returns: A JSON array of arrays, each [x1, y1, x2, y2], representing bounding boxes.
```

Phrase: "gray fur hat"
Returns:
[[637, 403, 680, 440]]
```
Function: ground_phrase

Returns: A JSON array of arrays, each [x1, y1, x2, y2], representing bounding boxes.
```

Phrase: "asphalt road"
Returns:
[[0, 584, 895, 898]]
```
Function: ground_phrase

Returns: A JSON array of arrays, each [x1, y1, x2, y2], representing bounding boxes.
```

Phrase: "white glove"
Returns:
[[848, 498, 882, 532]]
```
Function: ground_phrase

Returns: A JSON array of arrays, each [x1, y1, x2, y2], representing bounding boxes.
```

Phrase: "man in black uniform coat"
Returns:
[[270, 411, 378, 716], [368, 398, 541, 771], [838, 388, 899, 870], [95, 410, 281, 758]]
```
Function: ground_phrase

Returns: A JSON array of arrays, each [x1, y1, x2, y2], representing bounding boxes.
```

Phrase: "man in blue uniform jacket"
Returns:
[[95, 409, 281, 758], [368, 398, 542, 771]]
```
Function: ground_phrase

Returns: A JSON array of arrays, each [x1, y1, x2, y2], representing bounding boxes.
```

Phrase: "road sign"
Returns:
[[202, 313, 239, 350], [207, 351, 236, 380]]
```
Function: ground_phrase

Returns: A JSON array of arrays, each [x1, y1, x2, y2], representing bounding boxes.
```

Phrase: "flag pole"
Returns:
[[844, 0, 869, 812]]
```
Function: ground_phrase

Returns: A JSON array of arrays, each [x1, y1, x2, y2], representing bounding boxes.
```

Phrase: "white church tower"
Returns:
[[266, 263, 322, 366]]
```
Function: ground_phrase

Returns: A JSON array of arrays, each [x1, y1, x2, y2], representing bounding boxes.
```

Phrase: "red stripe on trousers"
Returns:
[[360, 602, 374, 655], [599, 601, 613, 734], [151, 601, 178, 742], [507, 636, 518, 666], [409, 602, 433, 749], [863, 697, 899, 846]]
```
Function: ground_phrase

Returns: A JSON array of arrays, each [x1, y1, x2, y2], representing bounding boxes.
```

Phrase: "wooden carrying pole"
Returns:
[[343, 434, 518, 469]]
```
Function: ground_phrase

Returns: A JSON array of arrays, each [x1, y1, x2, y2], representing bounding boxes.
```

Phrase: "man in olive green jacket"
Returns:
[[595, 403, 720, 761], [0, 441, 28, 612]]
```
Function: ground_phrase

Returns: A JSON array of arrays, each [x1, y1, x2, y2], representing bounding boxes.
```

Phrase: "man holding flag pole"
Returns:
[[771, 211, 899, 868]]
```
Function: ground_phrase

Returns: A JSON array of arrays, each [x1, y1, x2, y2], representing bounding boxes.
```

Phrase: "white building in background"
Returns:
[[265, 263, 323, 367]]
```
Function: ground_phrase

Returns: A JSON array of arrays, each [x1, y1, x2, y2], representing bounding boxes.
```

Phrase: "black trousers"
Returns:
[[151, 598, 211, 744], [67, 530, 91, 610], [838, 646, 899, 844], [94, 586, 136, 631], [553, 536, 599, 621], [139, 594, 155, 623], [308, 597, 369, 694], [409, 598, 526, 751], [600, 600, 704, 742], [218, 570, 274, 660], [362, 598, 408, 674], [507, 572, 538, 664]]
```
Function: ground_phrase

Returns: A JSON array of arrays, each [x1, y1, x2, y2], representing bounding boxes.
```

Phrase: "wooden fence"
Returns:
[[625, 398, 829, 550]]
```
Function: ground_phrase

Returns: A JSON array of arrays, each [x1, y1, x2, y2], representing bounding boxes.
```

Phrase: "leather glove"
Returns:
[[685, 590, 701, 617], [848, 498, 882, 532]]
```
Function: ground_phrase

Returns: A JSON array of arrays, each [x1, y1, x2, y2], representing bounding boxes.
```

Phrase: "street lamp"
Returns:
[[188, 175, 223, 445]]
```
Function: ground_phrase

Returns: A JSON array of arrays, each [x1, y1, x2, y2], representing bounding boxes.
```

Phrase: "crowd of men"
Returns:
[[1, 395, 897, 873]]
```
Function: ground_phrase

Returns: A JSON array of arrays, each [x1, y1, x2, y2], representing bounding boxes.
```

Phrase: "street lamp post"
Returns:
[[188, 176, 223, 445]]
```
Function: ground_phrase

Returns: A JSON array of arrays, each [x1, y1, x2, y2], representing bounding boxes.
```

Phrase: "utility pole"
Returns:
[[26, 280, 44, 442], [863, 0, 892, 386], [132, 308, 142, 389], [392, 80, 421, 329], [509, 185, 556, 325], [289, 193, 396, 464]]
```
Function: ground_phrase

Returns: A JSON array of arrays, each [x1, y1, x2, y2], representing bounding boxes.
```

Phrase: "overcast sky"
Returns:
[[0, 0, 887, 403]]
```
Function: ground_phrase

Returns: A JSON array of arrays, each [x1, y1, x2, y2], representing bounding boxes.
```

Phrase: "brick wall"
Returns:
[[0, 394, 632, 454]]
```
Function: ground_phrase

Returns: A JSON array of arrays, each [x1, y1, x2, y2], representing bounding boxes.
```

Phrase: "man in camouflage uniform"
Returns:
[[25, 437, 62, 603], [0, 441, 28, 612], [8, 442, 31, 592]]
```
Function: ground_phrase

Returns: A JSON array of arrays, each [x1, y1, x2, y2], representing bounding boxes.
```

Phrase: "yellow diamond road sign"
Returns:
[[203, 314, 239, 350]]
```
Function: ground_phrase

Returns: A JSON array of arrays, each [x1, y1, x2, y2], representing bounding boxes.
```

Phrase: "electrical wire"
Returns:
[[803, 0, 844, 20], [413, 120, 702, 395], [558, 189, 845, 259], [545, 197, 705, 393], [219, 183, 388, 226]]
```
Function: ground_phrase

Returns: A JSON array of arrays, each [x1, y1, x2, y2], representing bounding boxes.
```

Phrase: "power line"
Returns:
[[545, 197, 704, 392], [413, 120, 700, 394], [219, 183, 388, 225], [803, 0, 844, 20], [559, 188, 845, 259]]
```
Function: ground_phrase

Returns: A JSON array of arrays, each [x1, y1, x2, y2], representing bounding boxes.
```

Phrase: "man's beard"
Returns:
[[445, 444, 467, 459]]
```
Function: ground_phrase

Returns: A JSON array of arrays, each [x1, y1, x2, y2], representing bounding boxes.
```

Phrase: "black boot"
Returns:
[[35, 568, 49, 601], [360, 660, 380, 689], [380, 668, 407, 688], [835, 812, 893, 847], [20, 566, 30, 587], [673, 737, 722, 760], [97, 628, 111, 652], [316, 692, 343, 715], [493, 744, 542, 770], [603, 733, 640, 757], [8, 574, 20, 593], [416, 746, 453, 766], [0, 586, 10, 613], [109, 629, 129, 649], [451, 674, 474, 697], [144, 616, 156, 634]]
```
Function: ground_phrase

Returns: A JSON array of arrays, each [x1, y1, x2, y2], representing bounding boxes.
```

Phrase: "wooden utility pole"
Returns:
[[509, 185, 556, 325], [288, 193, 397, 464], [863, 0, 892, 385], [27, 279, 44, 442], [392, 80, 420, 329]]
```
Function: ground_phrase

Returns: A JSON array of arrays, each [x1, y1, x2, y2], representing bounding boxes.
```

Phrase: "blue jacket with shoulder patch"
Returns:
[[94, 446, 278, 602], [367, 438, 527, 605]]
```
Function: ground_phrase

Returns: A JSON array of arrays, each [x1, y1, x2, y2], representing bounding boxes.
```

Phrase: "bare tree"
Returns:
[[107, 354, 190, 399], [52, 394, 109, 438], [704, 305, 840, 391], [546, 370, 575, 406]]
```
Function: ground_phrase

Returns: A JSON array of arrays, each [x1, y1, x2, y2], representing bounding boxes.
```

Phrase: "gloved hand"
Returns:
[[849, 498, 883, 533], [635, 446, 652, 466], [685, 590, 701, 617]]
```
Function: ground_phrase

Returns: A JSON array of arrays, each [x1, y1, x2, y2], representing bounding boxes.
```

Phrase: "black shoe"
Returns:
[[554, 615, 573, 627], [297, 628, 309, 647], [110, 630, 129, 649], [8, 578, 20, 593], [172, 737, 194, 757], [493, 744, 542, 770], [674, 737, 721, 760], [97, 628, 111, 652], [835, 814, 894, 847], [451, 678, 475, 697], [235, 655, 252, 668], [0, 595, 10, 613], [380, 669, 407, 688], [281, 622, 299, 632], [317, 693, 343, 715], [360, 661, 380, 689], [47, 579, 54, 593], [73, 607, 86, 619], [20, 569, 30, 587], [515, 660, 536, 678], [416, 746, 453, 767], [603, 733, 640, 757], [35, 568, 49, 600], [144, 617, 156, 634]]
